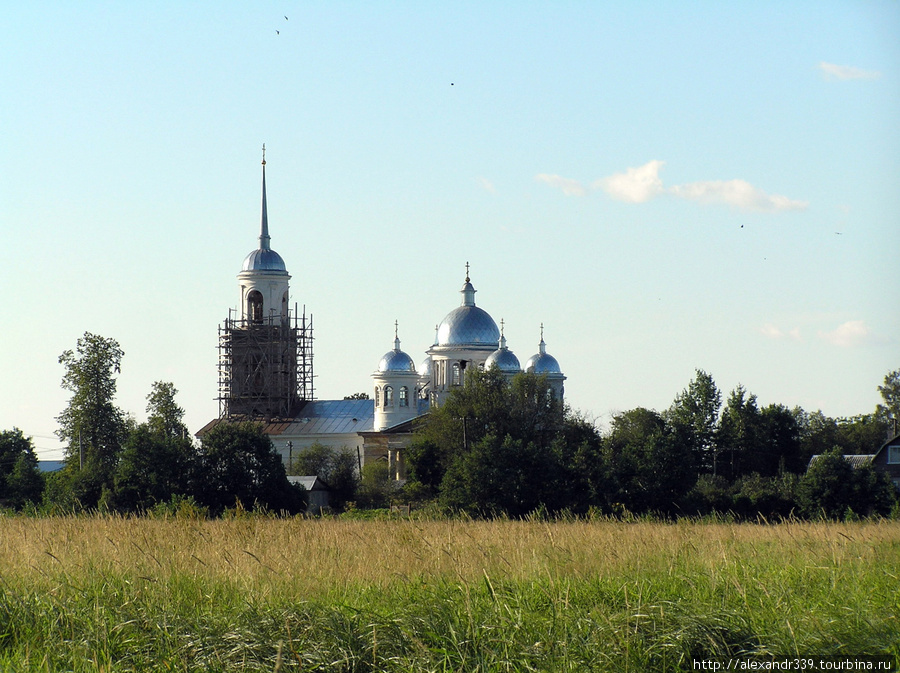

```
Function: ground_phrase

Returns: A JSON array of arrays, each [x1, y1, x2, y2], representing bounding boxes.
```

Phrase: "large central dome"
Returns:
[[436, 279, 500, 347]]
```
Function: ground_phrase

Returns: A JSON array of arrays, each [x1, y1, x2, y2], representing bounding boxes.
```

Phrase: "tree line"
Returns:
[[402, 366, 899, 519], [1, 331, 897, 519]]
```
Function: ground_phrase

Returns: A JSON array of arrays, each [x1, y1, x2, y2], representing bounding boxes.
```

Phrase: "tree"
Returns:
[[287, 442, 359, 511], [667, 370, 721, 474], [146, 381, 189, 439], [343, 392, 370, 400], [0, 429, 44, 509], [54, 332, 127, 508], [407, 368, 601, 516], [876, 368, 900, 435], [797, 448, 896, 518], [604, 408, 696, 515], [198, 422, 304, 515], [717, 385, 760, 479]]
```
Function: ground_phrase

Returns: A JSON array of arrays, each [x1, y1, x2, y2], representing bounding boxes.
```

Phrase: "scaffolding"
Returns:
[[217, 304, 314, 419]]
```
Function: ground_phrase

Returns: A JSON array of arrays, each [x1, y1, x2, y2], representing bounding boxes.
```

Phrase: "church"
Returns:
[[198, 151, 566, 480]]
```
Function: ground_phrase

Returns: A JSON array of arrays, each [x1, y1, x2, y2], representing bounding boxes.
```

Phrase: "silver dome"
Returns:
[[437, 306, 500, 347], [418, 356, 433, 377], [242, 247, 288, 273], [485, 347, 521, 373], [379, 348, 416, 373], [524, 352, 561, 374]]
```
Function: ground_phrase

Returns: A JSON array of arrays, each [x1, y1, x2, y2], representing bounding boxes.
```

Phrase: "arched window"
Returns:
[[247, 290, 263, 323], [399, 386, 409, 407], [384, 385, 394, 407], [374, 387, 380, 407], [452, 363, 461, 386]]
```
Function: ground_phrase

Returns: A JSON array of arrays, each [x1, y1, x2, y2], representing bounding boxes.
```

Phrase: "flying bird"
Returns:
[[284, 15, 289, 20], [276, 29, 280, 34]]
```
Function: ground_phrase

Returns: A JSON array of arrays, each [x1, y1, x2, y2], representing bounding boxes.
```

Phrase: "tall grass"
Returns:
[[1, 515, 898, 671]]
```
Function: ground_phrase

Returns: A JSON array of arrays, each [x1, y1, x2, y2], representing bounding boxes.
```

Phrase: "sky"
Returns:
[[2, 2, 898, 462]]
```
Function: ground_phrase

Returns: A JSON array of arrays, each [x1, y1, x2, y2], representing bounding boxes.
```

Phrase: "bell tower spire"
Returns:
[[260, 143, 271, 251]]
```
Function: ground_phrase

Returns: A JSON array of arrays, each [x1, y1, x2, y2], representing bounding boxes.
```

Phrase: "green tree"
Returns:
[[356, 461, 393, 509], [667, 369, 721, 474], [604, 408, 696, 514], [717, 385, 760, 479], [54, 333, 127, 508], [343, 392, 370, 400], [408, 368, 600, 516], [876, 368, 900, 435], [0, 429, 45, 509], [146, 381, 189, 439], [797, 448, 896, 518], [198, 422, 304, 515]]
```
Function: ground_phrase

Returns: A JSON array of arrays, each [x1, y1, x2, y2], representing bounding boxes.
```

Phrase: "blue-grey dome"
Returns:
[[437, 306, 500, 347], [524, 352, 561, 374], [525, 335, 562, 374], [436, 277, 499, 347], [418, 356, 433, 377], [486, 347, 521, 373], [242, 248, 287, 273], [379, 349, 416, 373]]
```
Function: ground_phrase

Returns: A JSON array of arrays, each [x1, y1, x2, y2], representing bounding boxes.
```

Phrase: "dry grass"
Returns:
[[2, 515, 898, 671]]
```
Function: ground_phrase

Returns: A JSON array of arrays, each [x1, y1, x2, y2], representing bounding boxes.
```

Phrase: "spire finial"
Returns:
[[393, 320, 400, 350], [465, 261, 470, 283], [539, 323, 546, 354], [500, 318, 505, 336], [259, 145, 270, 250], [499, 318, 507, 350]]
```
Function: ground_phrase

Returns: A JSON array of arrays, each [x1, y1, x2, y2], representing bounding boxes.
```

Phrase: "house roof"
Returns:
[[808, 453, 875, 470], [288, 475, 329, 491]]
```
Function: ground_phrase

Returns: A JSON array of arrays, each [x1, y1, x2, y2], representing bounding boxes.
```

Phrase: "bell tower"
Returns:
[[217, 146, 314, 419]]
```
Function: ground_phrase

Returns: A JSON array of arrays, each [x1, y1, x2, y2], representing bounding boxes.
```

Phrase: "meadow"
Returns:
[[1, 514, 898, 672]]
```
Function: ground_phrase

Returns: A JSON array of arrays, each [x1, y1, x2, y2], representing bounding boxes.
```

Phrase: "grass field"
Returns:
[[1, 514, 898, 671]]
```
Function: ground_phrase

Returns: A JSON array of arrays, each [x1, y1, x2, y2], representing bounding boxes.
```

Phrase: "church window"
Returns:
[[452, 363, 461, 386], [374, 387, 380, 407], [247, 290, 264, 323], [399, 386, 409, 407], [384, 386, 394, 406]]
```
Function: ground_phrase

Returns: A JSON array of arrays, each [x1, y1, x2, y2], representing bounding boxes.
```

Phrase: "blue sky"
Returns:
[[2, 2, 898, 461]]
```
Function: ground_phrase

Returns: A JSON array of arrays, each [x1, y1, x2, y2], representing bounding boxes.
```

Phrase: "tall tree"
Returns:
[[717, 385, 760, 479], [112, 382, 198, 512], [146, 381, 189, 439], [876, 368, 900, 437], [667, 369, 721, 474], [54, 332, 127, 507]]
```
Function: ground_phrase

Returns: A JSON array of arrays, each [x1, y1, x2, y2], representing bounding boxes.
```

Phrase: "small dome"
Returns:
[[524, 332, 562, 375], [486, 348, 521, 374], [418, 356, 433, 377], [242, 248, 287, 273], [377, 330, 416, 373], [379, 349, 416, 372], [524, 351, 561, 374]]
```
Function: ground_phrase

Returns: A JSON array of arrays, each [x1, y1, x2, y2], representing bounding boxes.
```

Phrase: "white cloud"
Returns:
[[477, 177, 496, 193], [595, 160, 665, 203], [537, 160, 806, 212], [760, 323, 802, 340], [669, 179, 808, 212], [818, 320, 871, 347], [535, 173, 587, 197], [818, 61, 881, 81]]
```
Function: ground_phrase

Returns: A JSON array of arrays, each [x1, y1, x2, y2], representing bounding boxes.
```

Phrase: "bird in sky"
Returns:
[[276, 29, 280, 34], [284, 15, 289, 20]]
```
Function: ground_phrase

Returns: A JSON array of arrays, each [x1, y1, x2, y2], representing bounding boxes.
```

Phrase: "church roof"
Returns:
[[196, 399, 375, 438]]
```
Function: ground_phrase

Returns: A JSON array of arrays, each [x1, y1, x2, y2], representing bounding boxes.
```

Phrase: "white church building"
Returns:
[[198, 151, 566, 479]]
